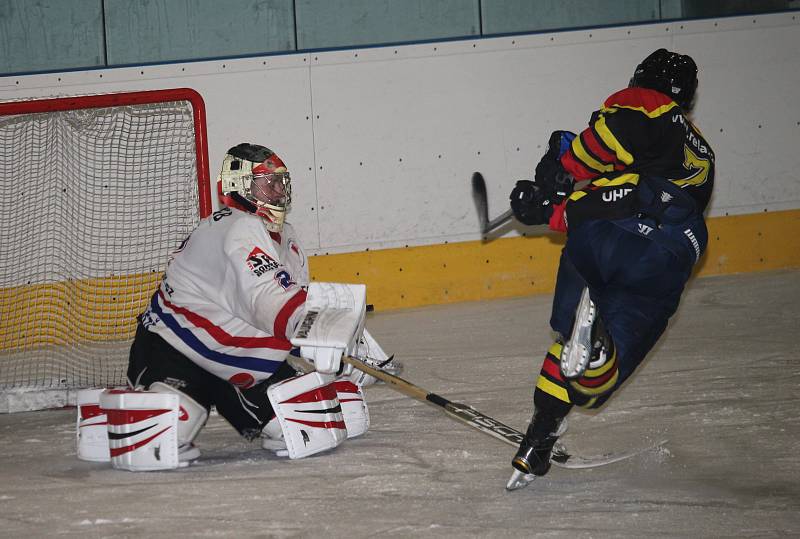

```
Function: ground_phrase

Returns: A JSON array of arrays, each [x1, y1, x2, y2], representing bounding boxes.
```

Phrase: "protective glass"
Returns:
[[251, 172, 291, 209]]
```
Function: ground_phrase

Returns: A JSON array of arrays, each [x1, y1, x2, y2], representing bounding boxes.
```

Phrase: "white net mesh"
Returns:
[[0, 97, 203, 392]]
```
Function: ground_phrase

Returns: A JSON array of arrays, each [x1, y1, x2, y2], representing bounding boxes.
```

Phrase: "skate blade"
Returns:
[[560, 288, 595, 378], [506, 469, 536, 491]]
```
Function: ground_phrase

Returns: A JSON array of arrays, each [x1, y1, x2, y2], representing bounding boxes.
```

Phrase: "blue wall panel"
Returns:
[[481, 0, 667, 35], [104, 0, 295, 66], [295, 0, 480, 50], [1, 0, 796, 76], [0, 0, 104, 74]]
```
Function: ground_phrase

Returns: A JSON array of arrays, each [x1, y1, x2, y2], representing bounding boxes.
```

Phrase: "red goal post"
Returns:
[[0, 88, 211, 409]]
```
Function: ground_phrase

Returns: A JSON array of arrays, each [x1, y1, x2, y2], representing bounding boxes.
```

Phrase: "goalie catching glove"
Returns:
[[291, 282, 367, 374]]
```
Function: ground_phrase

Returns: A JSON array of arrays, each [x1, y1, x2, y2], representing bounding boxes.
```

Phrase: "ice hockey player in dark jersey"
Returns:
[[121, 143, 399, 469], [506, 49, 715, 489]]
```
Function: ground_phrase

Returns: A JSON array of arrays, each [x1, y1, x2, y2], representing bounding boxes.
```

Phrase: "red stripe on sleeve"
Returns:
[[561, 150, 598, 181], [582, 129, 618, 165], [274, 288, 308, 340]]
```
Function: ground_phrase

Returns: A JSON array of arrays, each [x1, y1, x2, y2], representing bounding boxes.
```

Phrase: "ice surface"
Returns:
[[1, 270, 798, 538]]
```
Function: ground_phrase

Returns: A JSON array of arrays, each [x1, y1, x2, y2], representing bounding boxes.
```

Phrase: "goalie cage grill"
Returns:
[[0, 88, 211, 411]]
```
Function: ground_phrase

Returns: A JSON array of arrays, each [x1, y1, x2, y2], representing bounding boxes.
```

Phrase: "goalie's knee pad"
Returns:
[[265, 371, 347, 459], [148, 382, 208, 463], [333, 378, 369, 439], [99, 388, 184, 471]]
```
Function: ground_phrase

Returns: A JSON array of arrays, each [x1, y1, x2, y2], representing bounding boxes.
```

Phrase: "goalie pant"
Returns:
[[536, 214, 706, 410], [129, 322, 300, 441]]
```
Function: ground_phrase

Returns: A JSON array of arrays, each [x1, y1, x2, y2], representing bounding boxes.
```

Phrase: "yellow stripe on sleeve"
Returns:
[[605, 102, 678, 118], [572, 136, 614, 174], [590, 173, 640, 188], [594, 116, 634, 166]]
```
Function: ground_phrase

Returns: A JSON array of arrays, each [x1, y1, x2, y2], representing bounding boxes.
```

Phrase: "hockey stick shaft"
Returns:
[[343, 356, 523, 447], [484, 208, 513, 234], [343, 356, 662, 469]]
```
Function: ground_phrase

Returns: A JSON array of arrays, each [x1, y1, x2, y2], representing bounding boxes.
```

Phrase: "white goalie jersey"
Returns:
[[140, 206, 309, 389]]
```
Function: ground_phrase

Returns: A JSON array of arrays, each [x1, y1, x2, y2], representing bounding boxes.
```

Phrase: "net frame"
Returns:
[[0, 88, 211, 407]]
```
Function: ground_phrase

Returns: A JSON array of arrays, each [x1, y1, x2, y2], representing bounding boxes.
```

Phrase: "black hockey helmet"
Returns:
[[630, 48, 698, 109]]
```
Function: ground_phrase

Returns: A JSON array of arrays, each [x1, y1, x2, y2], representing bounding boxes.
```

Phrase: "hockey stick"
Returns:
[[343, 355, 524, 447], [471, 172, 513, 235], [343, 355, 666, 470]]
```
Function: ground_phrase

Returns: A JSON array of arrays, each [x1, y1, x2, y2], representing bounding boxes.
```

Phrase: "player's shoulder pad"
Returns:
[[280, 221, 298, 238], [604, 87, 677, 118], [223, 210, 281, 259]]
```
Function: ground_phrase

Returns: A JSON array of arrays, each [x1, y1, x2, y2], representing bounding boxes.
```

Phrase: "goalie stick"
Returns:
[[471, 172, 513, 235], [342, 355, 664, 471]]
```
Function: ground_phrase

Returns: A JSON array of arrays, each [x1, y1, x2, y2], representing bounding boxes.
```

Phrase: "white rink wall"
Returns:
[[1, 12, 798, 256]]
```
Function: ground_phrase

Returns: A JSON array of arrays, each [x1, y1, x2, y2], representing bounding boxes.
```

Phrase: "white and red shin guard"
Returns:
[[99, 389, 182, 471], [76, 385, 207, 471], [264, 372, 347, 459]]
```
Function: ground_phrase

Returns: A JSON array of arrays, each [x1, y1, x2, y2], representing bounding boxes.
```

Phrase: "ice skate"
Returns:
[[178, 442, 201, 467], [507, 412, 568, 491], [560, 287, 596, 378]]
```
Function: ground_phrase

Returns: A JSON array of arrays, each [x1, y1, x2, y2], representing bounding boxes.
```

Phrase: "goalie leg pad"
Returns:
[[148, 382, 209, 463], [76, 388, 111, 462], [99, 389, 181, 471], [333, 378, 369, 439], [266, 371, 347, 459]]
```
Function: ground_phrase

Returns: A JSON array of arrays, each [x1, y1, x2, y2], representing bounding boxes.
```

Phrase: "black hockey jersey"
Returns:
[[558, 86, 714, 230]]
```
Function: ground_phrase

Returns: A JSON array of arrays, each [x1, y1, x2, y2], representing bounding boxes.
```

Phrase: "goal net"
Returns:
[[0, 89, 211, 410]]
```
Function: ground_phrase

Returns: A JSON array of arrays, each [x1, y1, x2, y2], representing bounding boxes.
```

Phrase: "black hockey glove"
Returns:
[[509, 180, 553, 226], [534, 130, 576, 205]]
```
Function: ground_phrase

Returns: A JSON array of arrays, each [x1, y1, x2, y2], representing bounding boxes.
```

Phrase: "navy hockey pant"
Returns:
[[546, 216, 705, 407]]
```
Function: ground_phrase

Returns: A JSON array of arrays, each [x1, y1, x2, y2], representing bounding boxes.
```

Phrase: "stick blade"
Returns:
[[471, 172, 489, 234]]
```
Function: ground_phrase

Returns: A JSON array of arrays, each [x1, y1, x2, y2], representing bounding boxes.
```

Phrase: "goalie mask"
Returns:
[[218, 143, 292, 232]]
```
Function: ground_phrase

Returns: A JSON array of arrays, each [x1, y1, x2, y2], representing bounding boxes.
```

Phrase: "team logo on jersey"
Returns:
[[288, 239, 305, 267], [275, 270, 296, 290], [246, 247, 279, 277]]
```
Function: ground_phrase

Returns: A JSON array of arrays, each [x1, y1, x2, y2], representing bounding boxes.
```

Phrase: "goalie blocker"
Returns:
[[291, 282, 367, 375]]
